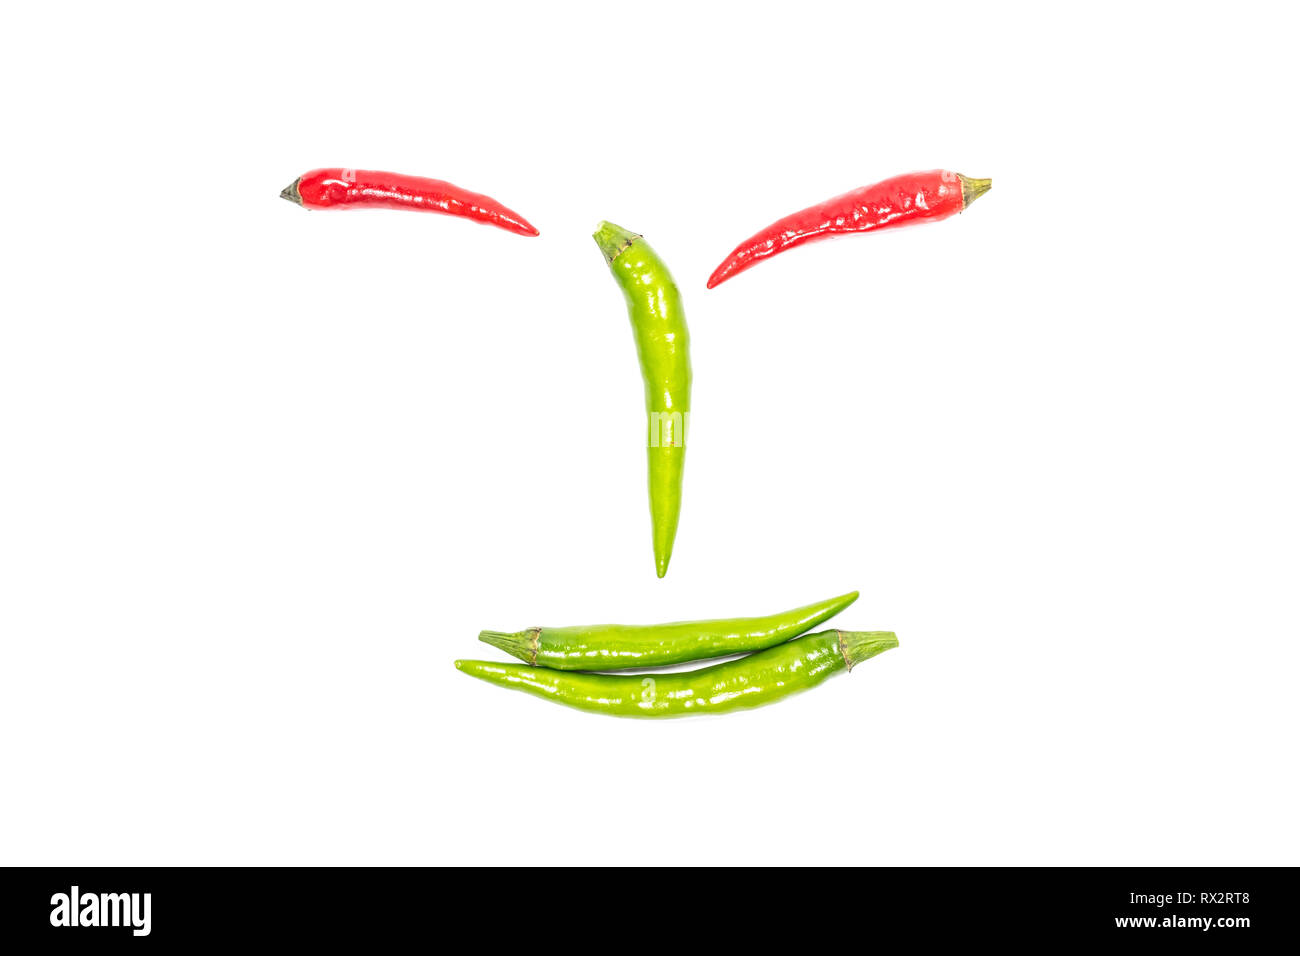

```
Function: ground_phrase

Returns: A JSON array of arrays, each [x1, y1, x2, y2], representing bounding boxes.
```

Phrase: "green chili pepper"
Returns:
[[593, 221, 691, 578], [455, 629, 897, 718], [478, 590, 858, 670]]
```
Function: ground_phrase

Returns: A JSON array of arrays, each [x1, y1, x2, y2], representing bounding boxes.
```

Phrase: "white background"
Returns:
[[2, 1, 1297, 865]]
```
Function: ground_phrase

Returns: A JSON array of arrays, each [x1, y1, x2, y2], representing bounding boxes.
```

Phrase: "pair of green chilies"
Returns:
[[456, 590, 897, 718], [459, 226, 896, 716]]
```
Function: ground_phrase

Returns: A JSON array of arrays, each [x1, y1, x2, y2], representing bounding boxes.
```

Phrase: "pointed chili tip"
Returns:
[[506, 216, 540, 237], [593, 221, 641, 264], [705, 259, 734, 289], [958, 175, 992, 209], [280, 177, 303, 205], [653, 524, 676, 578], [453, 659, 466, 671]]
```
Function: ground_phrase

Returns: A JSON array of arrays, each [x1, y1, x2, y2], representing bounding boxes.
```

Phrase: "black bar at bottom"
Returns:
[[0, 866, 1287, 945]]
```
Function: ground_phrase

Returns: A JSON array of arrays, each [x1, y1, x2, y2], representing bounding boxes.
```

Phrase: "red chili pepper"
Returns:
[[280, 168, 539, 237], [706, 169, 990, 288]]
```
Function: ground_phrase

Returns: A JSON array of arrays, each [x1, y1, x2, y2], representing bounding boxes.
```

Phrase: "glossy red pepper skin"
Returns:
[[706, 169, 989, 288], [281, 168, 539, 237]]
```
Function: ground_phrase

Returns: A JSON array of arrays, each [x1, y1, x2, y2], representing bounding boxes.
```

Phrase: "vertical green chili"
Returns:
[[593, 222, 692, 578]]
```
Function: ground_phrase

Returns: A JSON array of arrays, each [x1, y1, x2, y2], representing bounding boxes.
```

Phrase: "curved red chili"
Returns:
[[706, 169, 990, 288], [280, 168, 539, 237]]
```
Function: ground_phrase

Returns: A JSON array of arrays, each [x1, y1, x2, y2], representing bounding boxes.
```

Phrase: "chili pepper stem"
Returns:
[[478, 628, 538, 665], [592, 221, 641, 263], [279, 178, 303, 205], [838, 630, 899, 670], [958, 175, 992, 209]]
